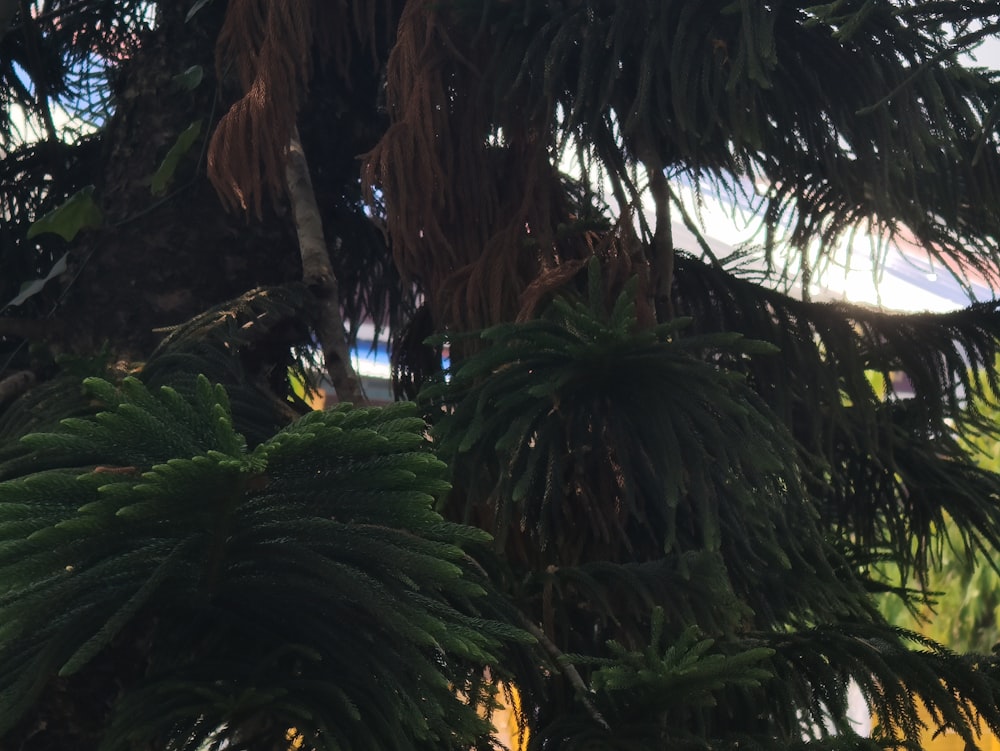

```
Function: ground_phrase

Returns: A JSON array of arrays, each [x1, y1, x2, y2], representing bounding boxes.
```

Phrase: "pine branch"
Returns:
[[517, 613, 610, 732], [0, 381, 512, 749], [671, 255, 1000, 579], [425, 260, 878, 637], [285, 126, 365, 405]]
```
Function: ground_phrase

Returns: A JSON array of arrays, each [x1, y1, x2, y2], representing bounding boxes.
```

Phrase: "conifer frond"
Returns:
[[0, 376, 520, 749], [583, 611, 775, 707], [0, 0, 148, 147], [673, 255, 1000, 580], [760, 624, 1000, 750], [529, 614, 777, 749], [419, 259, 1000, 749], [537, 619, 1000, 751], [550, 551, 752, 641], [0, 369, 99, 449], [0, 286, 314, 482], [438, 1, 1000, 284], [9, 2, 1000, 749], [142, 284, 315, 445], [426, 271, 787, 560], [424, 262, 873, 640], [675, 255, 1000, 427]]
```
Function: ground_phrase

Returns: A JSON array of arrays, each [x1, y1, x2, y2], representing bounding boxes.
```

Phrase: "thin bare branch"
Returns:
[[285, 126, 366, 405], [516, 614, 611, 732], [642, 153, 675, 322]]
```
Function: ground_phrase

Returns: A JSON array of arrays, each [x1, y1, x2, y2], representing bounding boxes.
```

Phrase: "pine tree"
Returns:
[[4, 2, 1000, 750]]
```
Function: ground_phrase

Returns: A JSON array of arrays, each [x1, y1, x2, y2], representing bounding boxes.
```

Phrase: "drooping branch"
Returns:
[[361, 1, 580, 331], [516, 613, 611, 732], [208, 0, 361, 217], [463, 550, 611, 732], [285, 126, 365, 405]]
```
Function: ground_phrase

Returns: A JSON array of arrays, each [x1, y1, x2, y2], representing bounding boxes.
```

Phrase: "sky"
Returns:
[[973, 34, 1000, 69]]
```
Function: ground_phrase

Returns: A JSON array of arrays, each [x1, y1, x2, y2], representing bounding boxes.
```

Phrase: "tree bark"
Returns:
[[57, 2, 301, 362], [644, 159, 675, 323], [286, 127, 365, 405]]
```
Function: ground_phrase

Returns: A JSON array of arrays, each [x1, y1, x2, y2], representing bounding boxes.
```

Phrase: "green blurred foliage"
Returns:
[[878, 374, 1000, 654]]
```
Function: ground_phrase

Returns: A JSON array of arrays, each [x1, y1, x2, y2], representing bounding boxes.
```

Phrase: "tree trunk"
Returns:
[[1, 7, 303, 748], [57, 3, 301, 364]]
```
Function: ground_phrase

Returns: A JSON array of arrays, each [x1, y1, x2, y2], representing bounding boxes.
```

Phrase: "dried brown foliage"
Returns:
[[517, 218, 654, 327], [209, 0, 389, 216], [209, 0, 314, 216], [362, 0, 635, 331], [210, 0, 645, 327]]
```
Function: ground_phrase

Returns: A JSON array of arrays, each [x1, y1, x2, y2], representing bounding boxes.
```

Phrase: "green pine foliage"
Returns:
[[425, 262, 860, 623], [424, 262, 1000, 749], [576, 609, 775, 743], [465, 0, 1000, 273], [6, 2, 1000, 750], [0, 374, 523, 750], [674, 254, 1000, 582], [877, 374, 1000, 654]]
